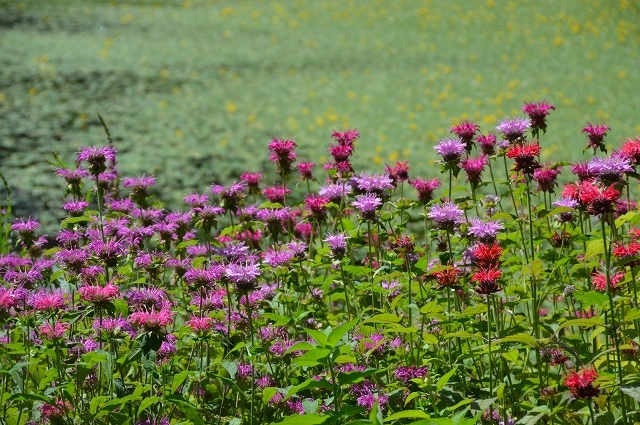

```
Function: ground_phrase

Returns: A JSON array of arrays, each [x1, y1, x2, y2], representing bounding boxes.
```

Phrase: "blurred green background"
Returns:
[[1, 0, 639, 231]]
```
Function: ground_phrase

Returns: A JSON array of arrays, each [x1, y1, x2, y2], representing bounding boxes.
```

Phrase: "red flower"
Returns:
[[506, 142, 541, 175], [472, 268, 502, 294], [619, 137, 640, 166], [432, 266, 461, 288], [563, 180, 621, 215], [472, 242, 503, 269], [564, 366, 600, 399]]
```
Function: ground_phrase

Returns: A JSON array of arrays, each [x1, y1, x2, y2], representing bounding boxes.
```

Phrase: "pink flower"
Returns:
[[79, 282, 120, 305], [129, 309, 174, 331]]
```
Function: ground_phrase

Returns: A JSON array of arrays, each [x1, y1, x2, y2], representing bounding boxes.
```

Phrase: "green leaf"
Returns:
[[286, 378, 332, 399], [137, 396, 161, 416], [302, 399, 319, 414], [585, 238, 605, 260], [385, 410, 430, 421], [624, 308, 640, 323], [262, 387, 278, 404], [364, 313, 402, 324], [573, 291, 609, 308], [171, 370, 192, 393], [615, 211, 638, 227], [269, 413, 328, 424], [292, 348, 331, 367], [521, 259, 544, 277], [165, 394, 205, 425], [555, 317, 605, 334], [436, 366, 458, 392], [221, 361, 238, 379], [337, 368, 376, 386], [369, 400, 383, 425], [327, 316, 359, 348], [495, 333, 539, 348], [306, 328, 329, 346], [419, 300, 445, 316]]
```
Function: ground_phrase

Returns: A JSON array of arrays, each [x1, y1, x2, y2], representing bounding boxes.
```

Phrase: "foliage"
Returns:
[[1, 101, 640, 425]]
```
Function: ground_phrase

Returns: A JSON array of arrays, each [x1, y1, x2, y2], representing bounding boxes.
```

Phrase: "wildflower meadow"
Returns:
[[1, 101, 640, 425]]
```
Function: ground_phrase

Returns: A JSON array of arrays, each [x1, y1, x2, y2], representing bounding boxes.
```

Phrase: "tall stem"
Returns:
[[601, 216, 628, 424]]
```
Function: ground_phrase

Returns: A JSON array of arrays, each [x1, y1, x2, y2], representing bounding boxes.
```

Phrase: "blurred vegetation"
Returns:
[[1, 0, 639, 231]]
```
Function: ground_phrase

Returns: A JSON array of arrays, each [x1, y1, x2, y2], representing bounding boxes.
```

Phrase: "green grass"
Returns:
[[1, 0, 639, 229]]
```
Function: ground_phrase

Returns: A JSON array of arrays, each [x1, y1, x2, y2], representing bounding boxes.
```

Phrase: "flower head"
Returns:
[[496, 117, 531, 142], [428, 202, 464, 231], [588, 156, 633, 184], [564, 366, 600, 399], [351, 172, 394, 196], [506, 141, 541, 175], [477, 133, 498, 155], [351, 193, 383, 221], [450, 120, 480, 151], [77, 145, 117, 175], [318, 182, 352, 204], [617, 137, 640, 166], [467, 219, 504, 244], [459, 154, 487, 188], [268, 138, 297, 177], [434, 138, 466, 163], [582, 122, 610, 153], [410, 178, 441, 205], [296, 161, 315, 180], [533, 165, 561, 192], [324, 232, 349, 258], [522, 101, 555, 133], [225, 261, 262, 293]]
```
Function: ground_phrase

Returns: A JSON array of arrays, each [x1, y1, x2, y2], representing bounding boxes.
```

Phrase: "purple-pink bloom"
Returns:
[[77, 145, 117, 175], [533, 165, 562, 192], [351, 193, 383, 221], [477, 133, 498, 155], [324, 232, 349, 258], [410, 178, 441, 205], [225, 261, 262, 293], [450, 120, 480, 151], [588, 156, 633, 184], [351, 172, 394, 196], [428, 202, 464, 231], [318, 182, 352, 204], [522, 100, 555, 132], [459, 155, 487, 188], [583, 122, 610, 153], [61, 200, 89, 216], [467, 218, 504, 243], [496, 117, 532, 141], [434, 138, 466, 163]]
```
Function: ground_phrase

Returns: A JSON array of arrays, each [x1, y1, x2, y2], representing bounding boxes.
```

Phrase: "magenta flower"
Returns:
[[77, 145, 117, 175], [211, 181, 246, 213], [296, 161, 316, 180], [385, 160, 410, 185], [186, 316, 215, 335], [533, 165, 562, 192], [331, 129, 360, 145], [304, 194, 330, 221], [56, 167, 90, 185], [522, 100, 555, 134], [618, 137, 640, 166], [450, 119, 480, 151], [268, 137, 297, 177], [39, 321, 70, 341], [78, 282, 120, 305], [263, 246, 295, 268], [434, 138, 466, 163], [351, 193, 383, 221], [61, 200, 89, 216], [28, 289, 67, 312], [553, 198, 579, 223], [459, 155, 487, 188], [477, 133, 498, 155], [123, 175, 155, 201], [410, 178, 441, 205], [582, 122, 610, 153], [262, 185, 291, 204], [240, 172, 263, 195], [183, 268, 217, 289], [496, 117, 532, 142]]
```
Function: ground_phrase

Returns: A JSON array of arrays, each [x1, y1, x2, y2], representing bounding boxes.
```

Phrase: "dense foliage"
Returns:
[[1, 103, 640, 425]]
